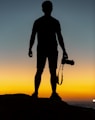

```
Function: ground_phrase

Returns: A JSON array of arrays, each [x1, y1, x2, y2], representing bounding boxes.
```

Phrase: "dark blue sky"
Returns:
[[0, 0, 94, 63]]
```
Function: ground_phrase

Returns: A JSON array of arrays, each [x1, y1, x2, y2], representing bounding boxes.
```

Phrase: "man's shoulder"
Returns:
[[51, 16, 59, 22], [51, 16, 60, 24], [33, 16, 60, 29], [34, 16, 44, 23], [34, 16, 59, 23]]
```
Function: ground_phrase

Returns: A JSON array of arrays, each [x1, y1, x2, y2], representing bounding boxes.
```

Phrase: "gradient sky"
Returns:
[[0, 0, 95, 101]]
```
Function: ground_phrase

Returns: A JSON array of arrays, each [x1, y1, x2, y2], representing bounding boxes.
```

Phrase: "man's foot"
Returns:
[[31, 92, 38, 99], [50, 92, 62, 101]]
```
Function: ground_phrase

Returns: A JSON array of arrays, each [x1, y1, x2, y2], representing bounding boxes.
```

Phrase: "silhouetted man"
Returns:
[[28, 1, 68, 100]]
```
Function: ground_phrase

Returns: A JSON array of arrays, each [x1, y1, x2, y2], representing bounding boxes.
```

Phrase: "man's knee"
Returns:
[[49, 67, 56, 75], [36, 67, 44, 76]]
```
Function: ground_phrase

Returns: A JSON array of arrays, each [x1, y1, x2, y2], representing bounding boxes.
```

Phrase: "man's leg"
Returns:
[[32, 52, 46, 97], [48, 51, 61, 100], [34, 67, 44, 94], [49, 68, 57, 93], [49, 68, 61, 100], [48, 50, 58, 94]]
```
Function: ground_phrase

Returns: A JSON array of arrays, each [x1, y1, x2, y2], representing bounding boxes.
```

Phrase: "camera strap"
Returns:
[[57, 63, 64, 85], [56, 57, 74, 85]]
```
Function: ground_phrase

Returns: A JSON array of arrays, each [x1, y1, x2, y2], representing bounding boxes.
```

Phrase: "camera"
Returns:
[[61, 58, 74, 65]]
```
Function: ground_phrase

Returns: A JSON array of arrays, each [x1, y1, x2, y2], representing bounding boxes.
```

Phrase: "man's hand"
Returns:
[[28, 49, 33, 57], [63, 51, 68, 59], [61, 51, 68, 64]]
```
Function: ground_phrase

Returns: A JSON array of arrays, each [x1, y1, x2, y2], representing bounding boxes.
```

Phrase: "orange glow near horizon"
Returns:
[[0, 60, 94, 102]]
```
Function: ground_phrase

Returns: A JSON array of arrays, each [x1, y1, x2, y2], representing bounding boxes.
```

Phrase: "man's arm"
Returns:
[[28, 22, 36, 57], [57, 31, 68, 59]]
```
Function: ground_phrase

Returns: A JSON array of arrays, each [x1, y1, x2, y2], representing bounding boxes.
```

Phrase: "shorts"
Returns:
[[37, 50, 58, 70]]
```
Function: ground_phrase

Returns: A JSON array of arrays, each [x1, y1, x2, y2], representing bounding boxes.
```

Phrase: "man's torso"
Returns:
[[33, 16, 60, 52]]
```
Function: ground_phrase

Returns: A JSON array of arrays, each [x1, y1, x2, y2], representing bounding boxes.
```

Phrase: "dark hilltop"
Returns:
[[0, 94, 95, 120]]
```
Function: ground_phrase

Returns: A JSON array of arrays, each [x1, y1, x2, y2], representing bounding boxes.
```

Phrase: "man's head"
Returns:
[[42, 1, 53, 16]]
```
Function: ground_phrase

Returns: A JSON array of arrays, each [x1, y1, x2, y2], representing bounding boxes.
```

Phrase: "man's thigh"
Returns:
[[37, 52, 46, 69], [48, 51, 58, 70]]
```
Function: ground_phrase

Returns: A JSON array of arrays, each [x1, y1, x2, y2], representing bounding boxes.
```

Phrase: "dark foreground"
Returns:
[[0, 94, 95, 120]]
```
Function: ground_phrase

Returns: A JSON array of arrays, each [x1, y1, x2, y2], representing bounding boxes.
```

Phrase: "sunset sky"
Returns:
[[0, 0, 95, 101]]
